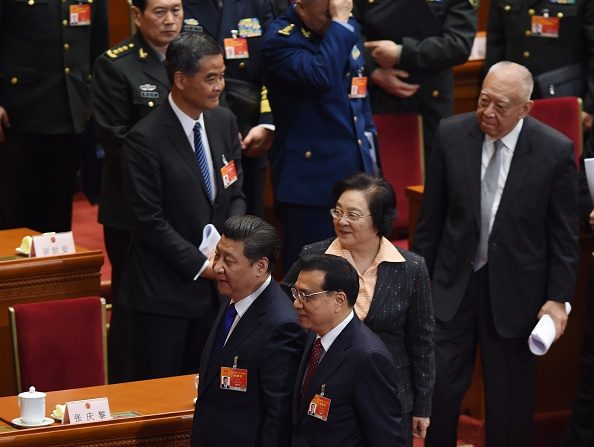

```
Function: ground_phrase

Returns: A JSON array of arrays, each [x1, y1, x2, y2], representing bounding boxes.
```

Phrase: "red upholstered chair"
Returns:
[[8, 296, 108, 393], [529, 97, 583, 166], [373, 113, 425, 248]]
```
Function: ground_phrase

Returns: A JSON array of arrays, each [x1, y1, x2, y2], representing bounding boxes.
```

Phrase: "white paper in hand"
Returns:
[[528, 302, 572, 356], [584, 158, 594, 202], [199, 224, 221, 258]]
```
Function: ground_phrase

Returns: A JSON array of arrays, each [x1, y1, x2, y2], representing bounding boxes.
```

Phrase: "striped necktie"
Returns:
[[193, 122, 214, 202]]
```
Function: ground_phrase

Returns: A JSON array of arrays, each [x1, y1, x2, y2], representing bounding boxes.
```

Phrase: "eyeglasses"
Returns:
[[291, 287, 333, 303], [330, 208, 371, 223]]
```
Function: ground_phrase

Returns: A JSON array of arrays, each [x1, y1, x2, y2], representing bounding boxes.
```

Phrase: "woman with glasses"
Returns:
[[283, 172, 434, 446]]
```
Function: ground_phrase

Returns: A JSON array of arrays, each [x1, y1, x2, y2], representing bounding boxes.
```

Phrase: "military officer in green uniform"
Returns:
[[92, 0, 183, 383], [0, 0, 108, 232], [354, 0, 477, 159], [485, 0, 594, 130]]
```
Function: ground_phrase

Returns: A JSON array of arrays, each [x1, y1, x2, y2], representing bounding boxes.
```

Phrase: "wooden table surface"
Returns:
[[0, 375, 196, 446]]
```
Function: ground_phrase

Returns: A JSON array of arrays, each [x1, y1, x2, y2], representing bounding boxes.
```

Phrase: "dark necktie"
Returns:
[[474, 139, 503, 271], [193, 122, 214, 203], [301, 337, 323, 400], [211, 304, 237, 358]]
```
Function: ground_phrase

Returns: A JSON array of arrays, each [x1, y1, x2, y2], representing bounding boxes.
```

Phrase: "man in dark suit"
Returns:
[[192, 215, 305, 447], [291, 253, 404, 446], [261, 0, 378, 269], [92, 0, 183, 383], [412, 61, 579, 447], [0, 0, 108, 232], [182, 0, 275, 217], [120, 32, 246, 381]]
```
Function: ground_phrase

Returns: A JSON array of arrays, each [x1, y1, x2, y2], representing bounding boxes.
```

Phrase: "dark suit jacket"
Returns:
[[0, 0, 108, 134], [192, 279, 305, 447], [485, 0, 594, 113], [412, 112, 579, 338], [283, 238, 434, 417], [93, 32, 170, 230], [120, 101, 246, 318], [292, 315, 404, 447], [354, 0, 477, 150]]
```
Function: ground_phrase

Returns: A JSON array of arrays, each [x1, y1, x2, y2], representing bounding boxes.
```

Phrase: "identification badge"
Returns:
[[224, 37, 249, 59], [308, 385, 331, 421], [349, 76, 368, 99], [238, 18, 262, 37], [69, 4, 91, 26], [220, 156, 238, 188], [531, 15, 560, 38], [221, 357, 247, 392]]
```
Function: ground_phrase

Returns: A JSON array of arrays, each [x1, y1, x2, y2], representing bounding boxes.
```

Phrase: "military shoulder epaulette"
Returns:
[[278, 23, 296, 36], [106, 42, 136, 59]]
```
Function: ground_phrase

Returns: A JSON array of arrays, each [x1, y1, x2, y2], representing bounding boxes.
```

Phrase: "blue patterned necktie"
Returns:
[[193, 122, 214, 202], [211, 303, 237, 358]]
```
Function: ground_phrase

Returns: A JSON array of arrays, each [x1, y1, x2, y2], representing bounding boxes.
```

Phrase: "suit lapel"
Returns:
[[297, 317, 360, 424], [137, 35, 169, 90], [201, 282, 272, 392], [293, 332, 316, 424], [365, 263, 396, 325], [491, 121, 534, 236], [465, 120, 485, 231], [185, 0, 221, 38], [198, 297, 230, 396]]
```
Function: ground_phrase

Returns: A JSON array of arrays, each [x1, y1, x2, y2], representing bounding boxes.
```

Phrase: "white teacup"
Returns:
[[18, 386, 46, 424]]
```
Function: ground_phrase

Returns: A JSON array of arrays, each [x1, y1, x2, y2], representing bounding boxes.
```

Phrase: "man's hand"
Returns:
[[200, 259, 218, 281], [240, 125, 274, 157], [0, 107, 10, 143], [589, 209, 594, 232], [329, 0, 352, 22], [412, 417, 430, 439], [370, 68, 420, 98], [582, 111, 594, 132], [364, 40, 400, 68], [537, 300, 569, 340]]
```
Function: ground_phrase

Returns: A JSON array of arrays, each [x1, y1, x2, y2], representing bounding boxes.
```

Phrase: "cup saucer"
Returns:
[[12, 417, 54, 428]]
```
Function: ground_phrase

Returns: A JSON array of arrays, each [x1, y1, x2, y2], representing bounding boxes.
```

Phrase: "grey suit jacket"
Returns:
[[283, 238, 435, 416], [120, 100, 246, 318]]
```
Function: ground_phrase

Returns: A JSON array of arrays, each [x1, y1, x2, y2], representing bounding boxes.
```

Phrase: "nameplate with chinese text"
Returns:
[[63, 397, 112, 425], [30, 231, 76, 258]]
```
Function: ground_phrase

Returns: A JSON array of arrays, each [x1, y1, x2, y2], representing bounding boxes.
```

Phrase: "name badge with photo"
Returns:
[[220, 365, 248, 392], [307, 387, 331, 422], [531, 15, 560, 38], [220, 156, 238, 189], [69, 4, 91, 26], [224, 37, 249, 59]]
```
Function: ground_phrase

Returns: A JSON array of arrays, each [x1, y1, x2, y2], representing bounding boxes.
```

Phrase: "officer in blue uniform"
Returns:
[[262, 0, 378, 270], [0, 0, 108, 232], [182, 0, 276, 216]]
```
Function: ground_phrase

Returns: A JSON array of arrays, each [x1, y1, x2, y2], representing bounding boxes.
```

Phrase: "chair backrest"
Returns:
[[529, 97, 583, 166], [9, 296, 107, 393], [373, 113, 425, 236]]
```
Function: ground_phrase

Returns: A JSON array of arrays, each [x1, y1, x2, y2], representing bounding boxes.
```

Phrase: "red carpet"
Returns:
[[71, 193, 111, 283]]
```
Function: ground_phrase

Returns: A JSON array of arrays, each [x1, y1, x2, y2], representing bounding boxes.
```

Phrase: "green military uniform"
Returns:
[[354, 0, 477, 157], [92, 32, 171, 384], [0, 0, 108, 232], [93, 32, 170, 233], [485, 0, 594, 113]]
